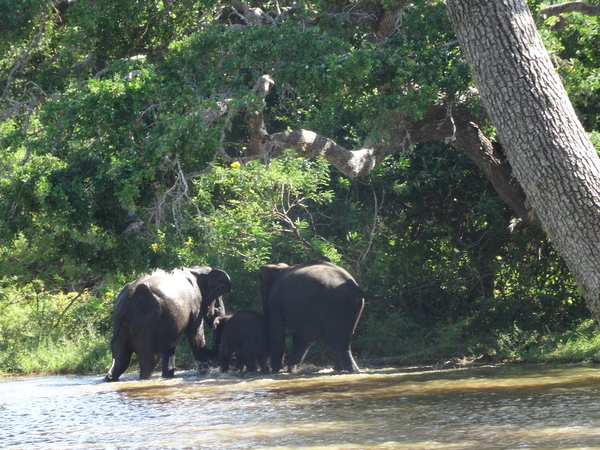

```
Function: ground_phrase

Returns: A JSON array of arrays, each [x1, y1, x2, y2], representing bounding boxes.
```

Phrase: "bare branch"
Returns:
[[259, 102, 541, 229], [358, 186, 383, 268], [271, 185, 316, 251], [263, 129, 402, 178], [147, 157, 206, 235], [2, 19, 46, 101], [353, 185, 384, 284], [539, 1, 600, 18]]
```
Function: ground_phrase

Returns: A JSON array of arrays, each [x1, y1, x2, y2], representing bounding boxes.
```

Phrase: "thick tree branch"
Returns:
[[376, 0, 408, 40], [448, 111, 543, 229], [197, 74, 541, 229], [539, 2, 600, 18], [247, 75, 274, 156], [228, 0, 296, 26], [261, 103, 541, 229], [263, 129, 399, 178]]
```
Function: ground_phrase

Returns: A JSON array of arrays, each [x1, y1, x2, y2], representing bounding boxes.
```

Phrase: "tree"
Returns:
[[1, 0, 596, 370], [0, 0, 595, 308], [446, 0, 600, 323]]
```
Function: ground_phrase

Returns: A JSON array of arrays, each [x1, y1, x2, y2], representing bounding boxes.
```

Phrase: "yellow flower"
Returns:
[[230, 161, 241, 169]]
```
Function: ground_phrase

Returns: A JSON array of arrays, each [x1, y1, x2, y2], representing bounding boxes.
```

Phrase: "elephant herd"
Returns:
[[104, 260, 381, 381]]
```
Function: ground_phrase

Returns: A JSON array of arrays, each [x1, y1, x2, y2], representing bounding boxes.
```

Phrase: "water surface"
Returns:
[[2, 364, 600, 449]]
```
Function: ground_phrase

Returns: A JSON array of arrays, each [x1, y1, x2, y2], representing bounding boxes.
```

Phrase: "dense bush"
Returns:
[[0, 0, 597, 375]]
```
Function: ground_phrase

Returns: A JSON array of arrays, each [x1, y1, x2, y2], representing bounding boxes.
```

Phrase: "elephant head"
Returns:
[[187, 266, 231, 328], [183, 266, 231, 361]]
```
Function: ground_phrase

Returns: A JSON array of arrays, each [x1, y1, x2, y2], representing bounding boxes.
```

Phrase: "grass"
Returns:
[[2, 313, 600, 377], [0, 334, 112, 376], [520, 321, 600, 364]]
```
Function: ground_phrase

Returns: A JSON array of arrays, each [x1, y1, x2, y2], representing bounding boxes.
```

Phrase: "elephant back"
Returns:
[[112, 271, 197, 334], [284, 261, 364, 297]]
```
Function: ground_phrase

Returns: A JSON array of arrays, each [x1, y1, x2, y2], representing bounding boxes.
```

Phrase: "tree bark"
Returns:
[[376, 0, 408, 40], [447, 0, 600, 322]]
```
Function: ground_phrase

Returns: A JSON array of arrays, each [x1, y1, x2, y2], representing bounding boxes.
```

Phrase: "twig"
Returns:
[[2, 19, 46, 101]]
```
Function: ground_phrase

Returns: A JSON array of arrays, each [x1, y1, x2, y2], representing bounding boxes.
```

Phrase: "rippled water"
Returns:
[[2, 364, 600, 449]]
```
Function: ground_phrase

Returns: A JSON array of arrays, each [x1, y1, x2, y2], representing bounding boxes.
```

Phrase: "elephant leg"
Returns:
[[105, 339, 133, 382], [220, 353, 230, 372], [161, 348, 176, 378], [324, 334, 360, 373], [138, 349, 161, 380], [334, 358, 343, 372], [105, 353, 133, 382], [242, 356, 258, 372], [332, 351, 359, 372], [235, 356, 245, 371], [258, 354, 270, 373], [269, 316, 286, 373], [339, 350, 360, 373], [288, 335, 313, 373]]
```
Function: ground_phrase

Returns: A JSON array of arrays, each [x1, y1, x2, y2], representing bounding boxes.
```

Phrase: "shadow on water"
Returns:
[[2, 364, 600, 449]]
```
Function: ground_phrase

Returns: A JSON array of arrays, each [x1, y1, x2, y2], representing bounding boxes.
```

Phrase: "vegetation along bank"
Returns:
[[2, 0, 600, 376]]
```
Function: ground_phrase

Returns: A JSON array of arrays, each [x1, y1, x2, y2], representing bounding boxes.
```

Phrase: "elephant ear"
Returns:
[[191, 268, 231, 327], [259, 263, 288, 315]]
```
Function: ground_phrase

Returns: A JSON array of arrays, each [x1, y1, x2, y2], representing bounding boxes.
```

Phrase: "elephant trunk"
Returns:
[[203, 296, 226, 329]]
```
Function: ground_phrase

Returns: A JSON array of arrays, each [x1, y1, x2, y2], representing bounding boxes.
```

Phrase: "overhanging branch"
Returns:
[[539, 2, 600, 18], [259, 103, 541, 229], [263, 129, 400, 178], [193, 74, 541, 230]]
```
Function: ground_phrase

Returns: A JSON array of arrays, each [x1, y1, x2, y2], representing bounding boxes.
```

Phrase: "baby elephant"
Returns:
[[214, 310, 269, 373]]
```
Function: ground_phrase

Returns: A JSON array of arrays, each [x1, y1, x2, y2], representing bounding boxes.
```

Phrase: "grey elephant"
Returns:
[[213, 309, 269, 373], [105, 266, 231, 381], [260, 260, 380, 373]]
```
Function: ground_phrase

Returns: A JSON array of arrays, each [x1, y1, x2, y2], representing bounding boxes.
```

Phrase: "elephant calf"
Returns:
[[214, 310, 269, 373]]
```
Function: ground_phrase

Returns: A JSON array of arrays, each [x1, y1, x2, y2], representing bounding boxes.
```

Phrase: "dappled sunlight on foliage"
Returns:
[[194, 153, 336, 270], [0, 0, 597, 374]]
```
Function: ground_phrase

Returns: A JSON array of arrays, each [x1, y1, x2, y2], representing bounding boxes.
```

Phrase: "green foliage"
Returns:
[[0, 0, 596, 375], [537, 7, 600, 131], [194, 153, 335, 271], [0, 281, 113, 374], [335, 142, 588, 365]]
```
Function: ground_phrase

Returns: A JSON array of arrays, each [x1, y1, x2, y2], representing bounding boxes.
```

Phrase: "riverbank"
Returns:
[[2, 319, 600, 379]]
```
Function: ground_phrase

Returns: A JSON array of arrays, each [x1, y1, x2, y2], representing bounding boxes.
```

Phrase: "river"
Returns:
[[1, 364, 600, 449]]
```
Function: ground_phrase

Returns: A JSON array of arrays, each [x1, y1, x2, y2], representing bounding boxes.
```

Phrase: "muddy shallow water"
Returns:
[[2, 364, 600, 449]]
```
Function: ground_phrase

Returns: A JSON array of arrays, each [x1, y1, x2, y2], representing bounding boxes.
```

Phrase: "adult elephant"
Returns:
[[104, 266, 231, 381], [260, 260, 378, 373]]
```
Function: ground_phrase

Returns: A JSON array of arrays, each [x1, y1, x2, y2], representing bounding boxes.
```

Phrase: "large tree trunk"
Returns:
[[446, 0, 600, 322]]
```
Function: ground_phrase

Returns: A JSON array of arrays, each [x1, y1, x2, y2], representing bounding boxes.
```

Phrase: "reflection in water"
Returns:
[[1, 364, 600, 449]]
